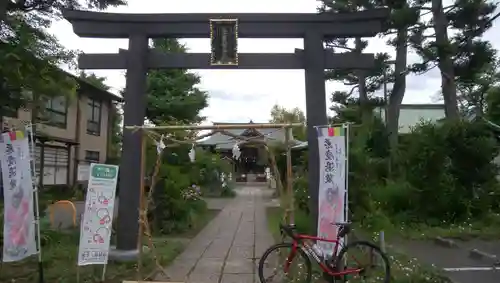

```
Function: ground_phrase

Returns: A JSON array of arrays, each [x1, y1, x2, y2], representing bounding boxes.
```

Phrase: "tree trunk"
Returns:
[[355, 37, 370, 124], [431, 0, 459, 120], [387, 28, 408, 152], [0, 0, 8, 22], [355, 37, 368, 103]]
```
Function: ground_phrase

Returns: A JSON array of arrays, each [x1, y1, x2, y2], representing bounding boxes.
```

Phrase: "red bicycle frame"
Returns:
[[284, 233, 363, 276]]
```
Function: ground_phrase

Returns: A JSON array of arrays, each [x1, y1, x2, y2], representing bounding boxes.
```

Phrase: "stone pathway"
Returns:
[[158, 185, 275, 283]]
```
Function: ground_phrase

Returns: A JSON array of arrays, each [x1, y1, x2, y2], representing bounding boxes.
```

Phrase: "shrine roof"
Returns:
[[196, 122, 300, 150]]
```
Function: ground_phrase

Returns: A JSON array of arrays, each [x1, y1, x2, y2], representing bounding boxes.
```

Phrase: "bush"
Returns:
[[290, 119, 500, 230], [393, 120, 500, 224], [293, 175, 310, 214], [150, 172, 208, 234], [220, 181, 236, 197], [145, 143, 238, 234], [190, 149, 235, 197]]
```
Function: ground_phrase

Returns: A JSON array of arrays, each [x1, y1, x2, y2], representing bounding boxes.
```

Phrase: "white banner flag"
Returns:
[[316, 126, 347, 256], [0, 131, 37, 262], [77, 163, 119, 266]]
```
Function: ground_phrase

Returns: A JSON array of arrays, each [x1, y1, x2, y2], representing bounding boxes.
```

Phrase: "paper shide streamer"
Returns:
[[188, 144, 196, 163], [232, 144, 241, 160]]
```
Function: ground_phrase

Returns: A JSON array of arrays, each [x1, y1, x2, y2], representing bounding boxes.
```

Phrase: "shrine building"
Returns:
[[197, 121, 302, 182]]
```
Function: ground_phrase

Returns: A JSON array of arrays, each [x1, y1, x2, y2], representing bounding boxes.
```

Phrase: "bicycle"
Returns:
[[257, 222, 390, 283]]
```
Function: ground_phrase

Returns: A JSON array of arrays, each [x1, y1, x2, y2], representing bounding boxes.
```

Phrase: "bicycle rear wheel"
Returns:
[[258, 242, 312, 283], [335, 240, 390, 283]]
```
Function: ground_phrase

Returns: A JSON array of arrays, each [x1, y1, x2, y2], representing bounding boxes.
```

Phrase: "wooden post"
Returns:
[[136, 130, 146, 282], [284, 127, 294, 224], [125, 123, 303, 131], [116, 34, 149, 252]]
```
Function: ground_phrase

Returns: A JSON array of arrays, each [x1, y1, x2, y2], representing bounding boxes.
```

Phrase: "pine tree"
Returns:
[[409, 0, 499, 119], [320, 0, 389, 124]]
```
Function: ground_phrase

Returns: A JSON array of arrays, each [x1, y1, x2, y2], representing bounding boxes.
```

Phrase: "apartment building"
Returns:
[[1, 74, 123, 187], [374, 104, 446, 133]]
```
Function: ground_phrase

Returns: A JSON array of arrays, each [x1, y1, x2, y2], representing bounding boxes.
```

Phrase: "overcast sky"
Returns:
[[49, 0, 499, 124]]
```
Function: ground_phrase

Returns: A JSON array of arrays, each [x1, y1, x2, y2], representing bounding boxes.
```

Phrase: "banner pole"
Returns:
[[27, 124, 44, 283], [344, 123, 349, 225], [101, 263, 107, 282]]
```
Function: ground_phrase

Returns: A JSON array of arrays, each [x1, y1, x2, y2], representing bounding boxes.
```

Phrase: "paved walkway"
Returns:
[[392, 239, 500, 283], [158, 185, 275, 283]]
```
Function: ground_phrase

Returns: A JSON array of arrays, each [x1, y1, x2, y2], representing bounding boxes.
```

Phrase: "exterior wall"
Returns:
[[3, 103, 78, 140], [76, 95, 110, 163], [1, 92, 112, 187], [375, 106, 446, 133], [73, 95, 110, 185]]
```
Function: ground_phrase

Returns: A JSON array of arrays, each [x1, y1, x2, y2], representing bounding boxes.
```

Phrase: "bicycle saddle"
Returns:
[[332, 221, 352, 227]]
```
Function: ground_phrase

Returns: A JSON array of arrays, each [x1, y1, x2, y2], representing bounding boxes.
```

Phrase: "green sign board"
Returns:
[[91, 164, 118, 179]]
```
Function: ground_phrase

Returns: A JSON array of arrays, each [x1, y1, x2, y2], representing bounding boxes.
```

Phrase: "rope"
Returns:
[[133, 126, 295, 262], [135, 126, 285, 148]]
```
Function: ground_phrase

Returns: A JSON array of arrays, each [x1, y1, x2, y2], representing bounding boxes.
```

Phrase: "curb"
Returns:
[[434, 237, 458, 248], [468, 248, 498, 263]]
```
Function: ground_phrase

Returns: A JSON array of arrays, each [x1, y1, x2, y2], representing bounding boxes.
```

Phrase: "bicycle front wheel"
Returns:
[[335, 240, 390, 283], [258, 242, 312, 283]]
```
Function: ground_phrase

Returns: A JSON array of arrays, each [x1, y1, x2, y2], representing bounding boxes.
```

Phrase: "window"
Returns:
[[85, 150, 100, 163], [35, 146, 69, 185], [2, 106, 18, 118], [87, 99, 102, 136], [43, 96, 67, 128]]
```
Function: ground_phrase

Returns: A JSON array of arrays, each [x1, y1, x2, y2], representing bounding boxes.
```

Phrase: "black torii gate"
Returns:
[[63, 8, 389, 257]]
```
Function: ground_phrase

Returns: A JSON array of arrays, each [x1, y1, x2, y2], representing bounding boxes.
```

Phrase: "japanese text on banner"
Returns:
[[0, 131, 37, 262], [316, 126, 347, 256], [77, 163, 119, 266]]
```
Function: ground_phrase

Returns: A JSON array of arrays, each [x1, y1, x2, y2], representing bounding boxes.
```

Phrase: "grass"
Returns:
[[0, 202, 219, 283], [265, 207, 453, 283], [0, 230, 184, 283], [169, 208, 220, 239], [358, 212, 500, 241], [398, 221, 500, 241], [385, 246, 452, 283]]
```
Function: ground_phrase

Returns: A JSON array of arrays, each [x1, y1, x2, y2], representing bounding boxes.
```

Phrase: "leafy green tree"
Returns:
[[107, 103, 123, 162], [409, 0, 499, 120], [320, 0, 389, 124], [485, 85, 500, 125], [269, 104, 307, 141], [320, 0, 407, 157], [0, 0, 126, 126], [379, 1, 423, 155], [456, 55, 499, 117], [146, 39, 208, 125], [330, 92, 385, 124], [79, 71, 110, 90], [0, 14, 77, 123], [1, 0, 126, 21]]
